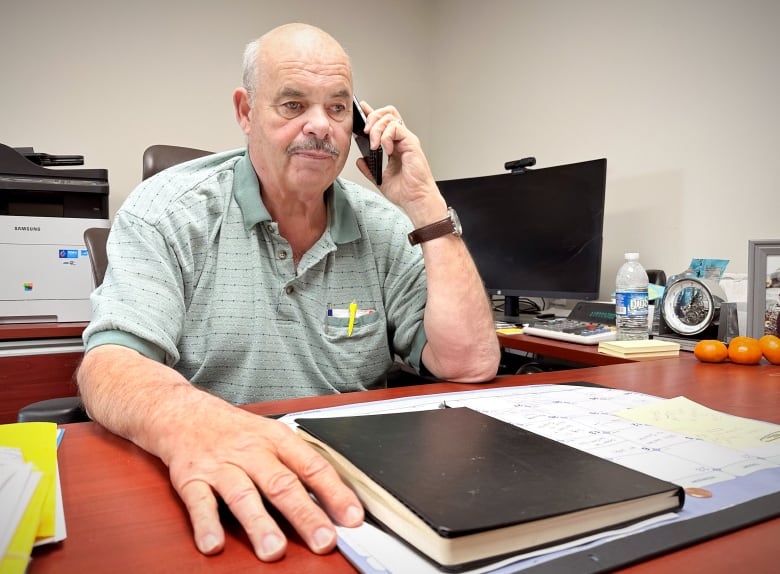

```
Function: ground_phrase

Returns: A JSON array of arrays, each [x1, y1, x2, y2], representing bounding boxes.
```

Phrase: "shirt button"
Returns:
[[285, 285, 294, 295], [278, 249, 288, 260]]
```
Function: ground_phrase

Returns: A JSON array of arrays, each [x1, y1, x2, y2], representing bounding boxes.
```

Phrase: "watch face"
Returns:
[[662, 278, 716, 335], [448, 207, 463, 236]]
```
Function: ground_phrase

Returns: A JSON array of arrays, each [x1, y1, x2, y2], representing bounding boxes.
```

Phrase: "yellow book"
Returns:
[[0, 422, 58, 573], [0, 480, 45, 574]]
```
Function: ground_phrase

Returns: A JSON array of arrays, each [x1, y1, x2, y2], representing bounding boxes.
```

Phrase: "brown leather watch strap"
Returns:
[[407, 207, 462, 246]]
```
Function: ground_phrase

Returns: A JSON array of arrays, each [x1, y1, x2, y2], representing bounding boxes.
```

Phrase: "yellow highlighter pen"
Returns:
[[347, 301, 357, 336]]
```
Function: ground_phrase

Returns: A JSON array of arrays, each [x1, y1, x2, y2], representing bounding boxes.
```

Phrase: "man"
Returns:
[[77, 23, 500, 563]]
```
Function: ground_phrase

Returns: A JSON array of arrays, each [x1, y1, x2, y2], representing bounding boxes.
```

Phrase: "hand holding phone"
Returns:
[[352, 96, 383, 185]]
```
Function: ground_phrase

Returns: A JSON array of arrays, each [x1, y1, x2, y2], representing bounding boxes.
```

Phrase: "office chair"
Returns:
[[83, 227, 111, 287], [17, 145, 214, 424], [142, 144, 212, 180]]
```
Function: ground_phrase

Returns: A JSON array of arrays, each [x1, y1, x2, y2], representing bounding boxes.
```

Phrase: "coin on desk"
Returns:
[[684, 487, 713, 498]]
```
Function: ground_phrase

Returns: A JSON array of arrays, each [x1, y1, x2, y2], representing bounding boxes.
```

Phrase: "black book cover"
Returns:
[[296, 407, 684, 568]]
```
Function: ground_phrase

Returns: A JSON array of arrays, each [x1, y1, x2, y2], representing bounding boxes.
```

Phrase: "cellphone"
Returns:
[[352, 96, 383, 185]]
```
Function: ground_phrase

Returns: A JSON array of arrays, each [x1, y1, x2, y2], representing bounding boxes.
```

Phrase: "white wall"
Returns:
[[428, 0, 780, 297], [0, 0, 432, 215], [2, 0, 778, 300]]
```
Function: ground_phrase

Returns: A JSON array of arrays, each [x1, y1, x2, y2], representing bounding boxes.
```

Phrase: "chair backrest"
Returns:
[[82, 146, 215, 288], [20, 146, 217, 424], [142, 145, 213, 180], [84, 227, 111, 287]]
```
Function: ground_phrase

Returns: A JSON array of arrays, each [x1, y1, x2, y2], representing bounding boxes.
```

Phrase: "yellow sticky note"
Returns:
[[497, 327, 524, 335], [615, 396, 780, 449]]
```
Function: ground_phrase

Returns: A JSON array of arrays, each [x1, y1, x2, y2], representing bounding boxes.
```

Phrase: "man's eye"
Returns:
[[328, 104, 348, 120], [278, 102, 304, 118]]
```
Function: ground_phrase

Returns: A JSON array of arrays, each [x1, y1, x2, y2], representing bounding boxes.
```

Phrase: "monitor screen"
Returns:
[[437, 158, 607, 317]]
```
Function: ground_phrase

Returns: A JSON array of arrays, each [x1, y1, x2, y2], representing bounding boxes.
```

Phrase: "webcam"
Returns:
[[505, 157, 536, 174]]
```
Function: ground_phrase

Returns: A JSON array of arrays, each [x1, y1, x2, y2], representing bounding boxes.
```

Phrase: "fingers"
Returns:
[[178, 479, 225, 555], [178, 468, 288, 561], [274, 433, 364, 529], [252, 457, 338, 555], [259, 432, 364, 551], [379, 118, 405, 157], [360, 102, 406, 153], [172, 417, 363, 563]]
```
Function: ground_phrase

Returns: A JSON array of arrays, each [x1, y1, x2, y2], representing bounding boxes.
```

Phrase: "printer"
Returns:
[[0, 143, 109, 323]]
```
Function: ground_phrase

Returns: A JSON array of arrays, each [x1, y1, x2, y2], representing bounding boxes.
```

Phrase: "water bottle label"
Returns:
[[615, 292, 648, 316]]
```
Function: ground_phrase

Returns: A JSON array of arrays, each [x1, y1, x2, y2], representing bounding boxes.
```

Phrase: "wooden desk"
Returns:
[[0, 326, 627, 424], [30, 356, 780, 573], [498, 331, 634, 366], [0, 322, 88, 340], [0, 327, 622, 423], [0, 322, 88, 423]]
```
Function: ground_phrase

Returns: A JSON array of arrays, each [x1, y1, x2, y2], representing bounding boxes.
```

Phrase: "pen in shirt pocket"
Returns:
[[325, 302, 376, 336], [347, 301, 357, 336]]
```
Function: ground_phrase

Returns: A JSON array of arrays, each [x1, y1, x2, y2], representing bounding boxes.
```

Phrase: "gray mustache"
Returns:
[[287, 138, 340, 157]]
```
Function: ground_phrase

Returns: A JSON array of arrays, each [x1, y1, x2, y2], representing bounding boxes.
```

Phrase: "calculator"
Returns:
[[520, 302, 617, 345], [522, 318, 616, 345]]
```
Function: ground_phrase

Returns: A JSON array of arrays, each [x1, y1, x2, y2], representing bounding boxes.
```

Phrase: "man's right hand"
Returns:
[[168, 404, 364, 561], [77, 345, 364, 561]]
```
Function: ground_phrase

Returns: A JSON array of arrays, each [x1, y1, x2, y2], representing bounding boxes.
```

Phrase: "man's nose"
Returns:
[[302, 105, 332, 139]]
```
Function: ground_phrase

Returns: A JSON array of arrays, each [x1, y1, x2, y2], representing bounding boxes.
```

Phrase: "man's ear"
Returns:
[[233, 88, 252, 134]]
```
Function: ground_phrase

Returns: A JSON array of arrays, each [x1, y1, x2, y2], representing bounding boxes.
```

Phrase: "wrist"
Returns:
[[404, 195, 448, 229]]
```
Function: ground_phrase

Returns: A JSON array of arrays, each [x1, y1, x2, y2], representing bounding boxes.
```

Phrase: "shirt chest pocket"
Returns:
[[322, 310, 390, 378], [323, 310, 382, 341]]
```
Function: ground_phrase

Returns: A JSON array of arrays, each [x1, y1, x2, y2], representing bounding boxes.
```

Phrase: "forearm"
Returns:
[[77, 344, 363, 560], [420, 235, 500, 382], [390, 182, 499, 382], [362, 106, 499, 380], [77, 344, 237, 462]]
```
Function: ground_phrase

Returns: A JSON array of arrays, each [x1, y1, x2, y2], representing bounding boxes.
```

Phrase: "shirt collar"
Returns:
[[233, 152, 271, 229], [233, 150, 361, 244]]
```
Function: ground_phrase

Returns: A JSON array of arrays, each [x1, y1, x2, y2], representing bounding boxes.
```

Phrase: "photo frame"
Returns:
[[746, 240, 780, 339]]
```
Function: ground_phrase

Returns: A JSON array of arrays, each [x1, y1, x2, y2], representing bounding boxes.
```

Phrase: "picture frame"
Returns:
[[746, 240, 780, 339]]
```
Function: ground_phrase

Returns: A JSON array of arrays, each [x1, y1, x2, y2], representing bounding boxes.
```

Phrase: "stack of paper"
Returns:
[[598, 339, 681, 359], [0, 422, 66, 574]]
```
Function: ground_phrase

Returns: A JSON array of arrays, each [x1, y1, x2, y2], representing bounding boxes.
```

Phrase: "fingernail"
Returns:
[[198, 533, 220, 554], [258, 533, 285, 560], [344, 504, 363, 526], [311, 526, 336, 552]]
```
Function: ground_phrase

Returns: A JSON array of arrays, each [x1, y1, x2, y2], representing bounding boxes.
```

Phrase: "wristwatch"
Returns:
[[407, 207, 462, 246]]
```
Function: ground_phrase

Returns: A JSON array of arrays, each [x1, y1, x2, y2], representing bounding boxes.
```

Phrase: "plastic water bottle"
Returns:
[[615, 253, 649, 341]]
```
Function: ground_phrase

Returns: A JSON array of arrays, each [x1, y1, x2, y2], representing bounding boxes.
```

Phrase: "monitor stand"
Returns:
[[495, 295, 541, 325], [495, 312, 543, 325]]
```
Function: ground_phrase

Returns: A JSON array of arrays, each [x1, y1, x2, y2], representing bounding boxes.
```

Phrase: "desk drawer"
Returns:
[[0, 351, 82, 423]]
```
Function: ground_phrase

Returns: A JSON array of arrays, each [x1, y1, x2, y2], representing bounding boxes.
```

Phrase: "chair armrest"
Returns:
[[17, 396, 89, 424]]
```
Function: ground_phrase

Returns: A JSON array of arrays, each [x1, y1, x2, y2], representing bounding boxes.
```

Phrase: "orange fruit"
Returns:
[[693, 339, 728, 363], [759, 334, 780, 365], [727, 336, 763, 365]]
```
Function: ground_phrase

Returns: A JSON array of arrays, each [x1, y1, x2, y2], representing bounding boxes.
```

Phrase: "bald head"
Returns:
[[233, 23, 356, 202], [242, 23, 352, 105]]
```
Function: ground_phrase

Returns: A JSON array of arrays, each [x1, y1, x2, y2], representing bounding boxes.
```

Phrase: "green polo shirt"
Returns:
[[84, 149, 428, 404]]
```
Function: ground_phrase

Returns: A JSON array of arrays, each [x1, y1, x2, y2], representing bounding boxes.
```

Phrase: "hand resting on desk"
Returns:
[[77, 344, 364, 562]]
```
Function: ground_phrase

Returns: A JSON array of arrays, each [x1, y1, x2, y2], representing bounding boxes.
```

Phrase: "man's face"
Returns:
[[241, 48, 353, 198]]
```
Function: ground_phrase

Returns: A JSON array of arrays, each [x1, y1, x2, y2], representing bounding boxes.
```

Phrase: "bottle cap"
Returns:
[[625, 252, 639, 260]]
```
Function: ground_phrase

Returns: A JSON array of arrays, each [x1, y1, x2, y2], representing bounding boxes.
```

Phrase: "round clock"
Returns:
[[659, 276, 728, 336]]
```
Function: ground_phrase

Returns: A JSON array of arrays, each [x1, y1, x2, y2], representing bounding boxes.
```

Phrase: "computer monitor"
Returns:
[[437, 158, 607, 321]]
